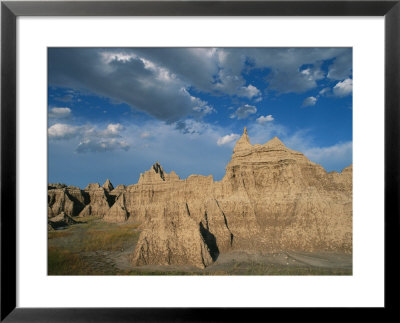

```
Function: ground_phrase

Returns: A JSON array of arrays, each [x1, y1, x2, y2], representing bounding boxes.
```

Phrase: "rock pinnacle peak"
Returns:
[[233, 127, 252, 155], [241, 127, 250, 143], [152, 162, 165, 177], [264, 136, 287, 149], [102, 179, 114, 191]]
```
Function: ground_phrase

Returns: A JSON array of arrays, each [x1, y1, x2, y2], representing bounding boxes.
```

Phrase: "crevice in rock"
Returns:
[[65, 191, 85, 217], [185, 203, 191, 217], [82, 191, 90, 205], [153, 162, 165, 180], [214, 199, 234, 246], [104, 190, 115, 207], [199, 222, 219, 261], [204, 211, 209, 230]]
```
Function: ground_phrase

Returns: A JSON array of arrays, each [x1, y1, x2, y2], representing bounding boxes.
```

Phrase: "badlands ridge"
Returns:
[[48, 128, 352, 268]]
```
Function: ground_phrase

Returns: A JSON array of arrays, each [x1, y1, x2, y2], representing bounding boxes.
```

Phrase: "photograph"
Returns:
[[47, 47, 353, 276]]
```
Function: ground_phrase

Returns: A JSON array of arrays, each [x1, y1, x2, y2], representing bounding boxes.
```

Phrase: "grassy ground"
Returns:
[[124, 265, 351, 276], [48, 217, 140, 275], [48, 218, 352, 276]]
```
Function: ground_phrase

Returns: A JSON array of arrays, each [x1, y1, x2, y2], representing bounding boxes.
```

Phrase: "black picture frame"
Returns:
[[1, 0, 399, 321]]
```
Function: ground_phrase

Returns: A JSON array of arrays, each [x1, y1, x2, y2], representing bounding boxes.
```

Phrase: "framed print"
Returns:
[[1, 0, 399, 321]]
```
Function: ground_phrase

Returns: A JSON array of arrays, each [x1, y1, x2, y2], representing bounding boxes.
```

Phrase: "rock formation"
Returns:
[[48, 129, 352, 269], [132, 201, 214, 268], [103, 193, 128, 223], [102, 179, 114, 191], [48, 211, 78, 229]]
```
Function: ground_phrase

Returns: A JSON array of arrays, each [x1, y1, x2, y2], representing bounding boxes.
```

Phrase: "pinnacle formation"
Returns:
[[102, 179, 114, 191], [138, 162, 180, 184], [48, 130, 352, 269], [233, 127, 252, 155]]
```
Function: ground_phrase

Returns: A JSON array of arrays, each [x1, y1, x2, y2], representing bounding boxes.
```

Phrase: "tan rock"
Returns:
[[102, 179, 114, 191], [48, 211, 78, 229], [85, 183, 100, 190], [138, 162, 180, 184], [48, 189, 75, 218], [83, 186, 111, 218], [103, 193, 128, 223], [78, 205, 91, 217], [132, 202, 214, 268], [48, 127, 353, 268]]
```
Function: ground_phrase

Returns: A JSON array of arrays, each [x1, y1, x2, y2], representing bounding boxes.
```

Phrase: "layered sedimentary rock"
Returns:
[[48, 180, 112, 220], [102, 179, 114, 191], [48, 211, 78, 229], [48, 128, 352, 268], [81, 183, 111, 217], [132, 201, 214, 268], [103, 193, 128, 223]]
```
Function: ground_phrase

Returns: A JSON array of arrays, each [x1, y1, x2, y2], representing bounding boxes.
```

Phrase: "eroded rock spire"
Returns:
[[233, 127, 252, 156], [102, 179, 114, 191]]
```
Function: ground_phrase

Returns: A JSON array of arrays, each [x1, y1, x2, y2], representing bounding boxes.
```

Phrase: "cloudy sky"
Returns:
[[48, 48, 352, 188]]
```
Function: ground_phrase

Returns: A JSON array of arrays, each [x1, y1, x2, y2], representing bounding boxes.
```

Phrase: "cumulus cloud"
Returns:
[[48, 107, 72, 119], [231, 104, 257, 120], [302, 96, 318, 107], [191, 95, 216, 117], [217, 134, 240, 146], [333, 78, 353, 97], [102, 123, 124, 137], [237, 84, 261, 99], [247, 47, 351, 94], [256, 115, 274, 124], [48, 123, 80, 139], [48, 122, 130, 153], [49, 48, 352, 122], [49, 48, 213, 123]]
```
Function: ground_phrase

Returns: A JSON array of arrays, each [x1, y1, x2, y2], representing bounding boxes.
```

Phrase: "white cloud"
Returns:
[[102, 123, 124, 137], [192, 99, 215, 117], [49, 49, 213, 123], [237, 84, 261, 99], [248, 48, 350, 94], [48, 107, 72, 119], [231, 104, 257, 120], [49, 48, 352, 121], [48, 123, 79, 139], [48, 122, 130, 153], [256, 115, 274, 124], [217, 133, 240, 146], [333, 78, 352, 97], [302, 96, 317, 107]]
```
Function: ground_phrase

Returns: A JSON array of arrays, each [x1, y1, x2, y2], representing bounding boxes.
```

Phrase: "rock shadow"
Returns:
[[199, 222, 219, 261]]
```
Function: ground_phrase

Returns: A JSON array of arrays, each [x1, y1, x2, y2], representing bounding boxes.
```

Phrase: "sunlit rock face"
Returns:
[[48, 128, 352, 268]]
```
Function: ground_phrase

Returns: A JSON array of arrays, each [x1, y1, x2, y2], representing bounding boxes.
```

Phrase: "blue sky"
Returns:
[[48, 48, 352, 188]]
